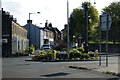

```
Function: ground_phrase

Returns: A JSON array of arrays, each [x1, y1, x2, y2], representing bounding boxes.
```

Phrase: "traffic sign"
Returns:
[[100, 13, 112, 31], [99, 13, 112, 66]]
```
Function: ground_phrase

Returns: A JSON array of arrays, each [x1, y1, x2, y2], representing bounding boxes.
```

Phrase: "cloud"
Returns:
[[2, 1, 22, 13]]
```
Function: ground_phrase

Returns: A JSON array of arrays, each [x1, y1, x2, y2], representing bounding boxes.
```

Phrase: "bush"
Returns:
[[77, 47, 84, 53], [61, 48, 67, 51], [25, 46, 35, 54], [32, 50, 47, 61], [81, 53, 90, 59], [32, 49, 56, 61], [46, 49, 53, 60], [58, 54, 67, 60], [70, 49, 81, 59], [13, 51, 29, 57], [56, 50, 60, 59], [88, 52, 95, 57]]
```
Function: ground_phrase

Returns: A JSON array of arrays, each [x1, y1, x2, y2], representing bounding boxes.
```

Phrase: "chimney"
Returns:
[[27, 20, 32, 24], [13, 18, 17, 23], [45, 20, 48, 27]]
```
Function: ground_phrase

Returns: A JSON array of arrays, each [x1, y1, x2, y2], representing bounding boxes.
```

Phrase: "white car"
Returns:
[[41, 44, 52, 51], [59, 51, 67, 54], [43, 46, 51, 51]]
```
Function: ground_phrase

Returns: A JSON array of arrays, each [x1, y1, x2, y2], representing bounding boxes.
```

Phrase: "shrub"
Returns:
[[88, 52, 95, 57], [46, 49, 53, 60], [70, 49, 81, 59], [61, 48, 67, 51], [77, 47, 84, 53], [58, 54, 67, 60], [25, 46, 35, 54], [32, 50, 47, 61], [13, 51, 29, 57], [56, 50, 60, 59], [32, 49, 57, 61], [81, 53, 90, 59]]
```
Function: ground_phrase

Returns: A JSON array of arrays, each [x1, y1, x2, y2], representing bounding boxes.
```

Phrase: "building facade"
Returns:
[[12, 21, 28, 52], [2, 8, 28, 57], [43, 20, 62, 47], [44, 21, 54, 46], [23, 20, 44, 49], [53, 27, 61, 46]]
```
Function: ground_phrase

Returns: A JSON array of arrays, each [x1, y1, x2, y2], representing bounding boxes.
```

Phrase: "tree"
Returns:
[[69, 2, 99, 44], [102, 1, 120, 43]]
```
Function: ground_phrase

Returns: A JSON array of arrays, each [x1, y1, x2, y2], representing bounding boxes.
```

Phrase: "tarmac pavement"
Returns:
[[69, 54, 120, 77]]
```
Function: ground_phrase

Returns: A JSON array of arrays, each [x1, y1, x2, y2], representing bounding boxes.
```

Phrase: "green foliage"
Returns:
[[61, 48, 67, 51], [89, 41, 120, 44], [46, 49, 53, 60], [102, 1, 120, 42], [26, 46, 35, 53], [69, 2, 99, 43], [88, 52, 95, 57], [32, 48, 98, 61], [70, 49, 81, 59], [13, 51, 29, 57], [32, 49, 61, 61], [32, 50, 47, 61], [56, 50, 60, 58], [77, 47, 84, 53], [81, 53, 90, 59], [58, 54, 67, 60]]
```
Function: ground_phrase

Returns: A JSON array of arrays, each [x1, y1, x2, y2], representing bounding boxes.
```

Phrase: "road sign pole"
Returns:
[[106, 13, 109, 67], [99, 15, 102, 66], [100, 13, 112, 67]]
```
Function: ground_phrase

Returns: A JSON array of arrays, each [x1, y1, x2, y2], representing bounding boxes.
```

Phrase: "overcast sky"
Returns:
[[2, 0, 119, 30]]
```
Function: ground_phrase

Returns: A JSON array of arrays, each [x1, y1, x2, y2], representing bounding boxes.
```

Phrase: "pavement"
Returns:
[[69, 54, 120, 77]]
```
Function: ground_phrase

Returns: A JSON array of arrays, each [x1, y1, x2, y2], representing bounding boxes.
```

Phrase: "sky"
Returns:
[[2, 0, 119, 30]]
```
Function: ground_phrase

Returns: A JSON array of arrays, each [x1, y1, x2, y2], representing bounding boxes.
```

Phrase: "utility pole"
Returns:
[[0, 7, 2, 79], [0, 8, 2, 57], [67, 0, 70, 59]]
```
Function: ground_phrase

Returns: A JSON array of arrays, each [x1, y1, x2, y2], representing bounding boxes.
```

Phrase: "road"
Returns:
[[2, 56, 119, 79]]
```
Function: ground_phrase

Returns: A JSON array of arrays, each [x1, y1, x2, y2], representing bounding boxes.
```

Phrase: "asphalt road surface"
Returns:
[[2, 56, 119, 79]]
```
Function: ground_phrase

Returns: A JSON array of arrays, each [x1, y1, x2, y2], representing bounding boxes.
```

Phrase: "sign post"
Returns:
[[99, 13, 112, 66]]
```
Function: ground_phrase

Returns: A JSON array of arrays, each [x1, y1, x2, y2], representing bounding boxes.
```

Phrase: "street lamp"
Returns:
[[28, 12, 40, 53], [67, 0, 70, 59], [82, 0, 96, 53], [29, 12, 40, 20], [82, 2, 89, 53]]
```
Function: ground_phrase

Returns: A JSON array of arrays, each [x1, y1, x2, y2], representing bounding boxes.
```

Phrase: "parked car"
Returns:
[[58, 51, 67, 60], [59, 51, 67, 54], [43, 46, 51, 51], [41, 44, 53, 51]]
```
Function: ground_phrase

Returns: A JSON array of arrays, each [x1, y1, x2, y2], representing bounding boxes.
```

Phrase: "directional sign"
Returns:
[[100, 13, 112, 31]]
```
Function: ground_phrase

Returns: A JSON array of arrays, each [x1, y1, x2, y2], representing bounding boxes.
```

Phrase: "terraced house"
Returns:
[[2, 8, 29, 57], [12, 21, 29, 53]]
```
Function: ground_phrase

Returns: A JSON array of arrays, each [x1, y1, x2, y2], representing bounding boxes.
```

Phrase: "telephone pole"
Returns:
[[67, 0, 70, 59]]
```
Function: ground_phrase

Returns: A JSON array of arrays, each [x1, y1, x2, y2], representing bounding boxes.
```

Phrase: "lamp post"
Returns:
[[82, 0, 96, 53], [28, 12, 40, 53], [82, 2, 89, 53], [67, 0, 70, 59]]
